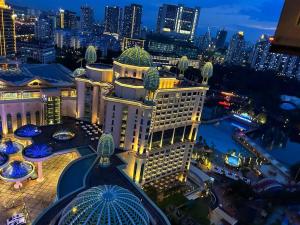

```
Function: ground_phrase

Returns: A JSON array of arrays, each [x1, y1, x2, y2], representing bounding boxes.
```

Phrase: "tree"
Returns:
[[85, 45, 97, 64], [144, 67, 160, 100], [178, 56, 189, 78]]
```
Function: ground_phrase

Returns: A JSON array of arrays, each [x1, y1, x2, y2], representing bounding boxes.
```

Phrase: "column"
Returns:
[[159, 130, 164, 147], [171, 128, 175, 144], [181, 126, 186, 142], [76, 80, 86, 118], [37, 161, 44, 182], [91, 85, 99, 124]]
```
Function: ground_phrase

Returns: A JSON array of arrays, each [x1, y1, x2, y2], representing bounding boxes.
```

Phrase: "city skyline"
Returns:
[[10, 0, 284, 42]]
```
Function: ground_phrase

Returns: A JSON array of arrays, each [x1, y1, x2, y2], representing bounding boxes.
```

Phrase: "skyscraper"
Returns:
[[80, 5, 94, 33], [35, 13, 54, 40], [215, 29, 227, 49], [156, 4, 200, 41], [250, 34, 300, 79], [57, 9, 77, 30], [122, 4, 142, 38], [0, 0, 16, 57], [250, 34, 270, 70], [104, 6, 122, 35], [225, 31, 246, 65]]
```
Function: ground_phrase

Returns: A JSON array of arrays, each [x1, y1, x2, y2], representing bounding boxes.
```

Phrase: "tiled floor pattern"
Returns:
[[0, 152, 78, 224]]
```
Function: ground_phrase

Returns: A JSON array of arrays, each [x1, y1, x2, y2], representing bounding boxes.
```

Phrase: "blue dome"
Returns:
[[0, 140, 23, 155], [23, 143, 53, 160], [14, 124, 41, 138], [0, 152, 9, 169], [58, 185, 150, 225], [0, 160, 34, 181]]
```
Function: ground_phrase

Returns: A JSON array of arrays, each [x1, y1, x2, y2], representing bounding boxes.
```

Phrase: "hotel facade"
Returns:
[[0, 63, 76, 136], [76, 47, 209, 189]]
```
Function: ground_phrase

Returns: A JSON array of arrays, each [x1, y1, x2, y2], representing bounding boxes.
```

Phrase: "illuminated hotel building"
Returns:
[[76, 47, 209, 189], [0, 0, 16, 57], [0, 63, 76, 136], [76, 64, 113, 124]]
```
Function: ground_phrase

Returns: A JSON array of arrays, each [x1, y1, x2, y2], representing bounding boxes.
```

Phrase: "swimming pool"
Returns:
[[198, 119, 253, 157], [198, 118, 300, 167]]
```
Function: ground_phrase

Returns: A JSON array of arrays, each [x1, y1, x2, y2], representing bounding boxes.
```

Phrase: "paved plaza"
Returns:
[[0, 152, 78, 224]]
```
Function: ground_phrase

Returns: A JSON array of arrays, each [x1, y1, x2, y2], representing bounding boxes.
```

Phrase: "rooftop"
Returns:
[[87, 63, 113, 70], [0, 64, 74, 87], [116, 47, 153, 67], [116, 77, 144, 86]]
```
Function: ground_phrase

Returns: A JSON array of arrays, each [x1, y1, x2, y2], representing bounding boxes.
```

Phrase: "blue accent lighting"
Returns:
[[23, 143, 53, 159], [1, 160, 34, 180], [0, 140, 23, 155], [14, 124, 42, 138]]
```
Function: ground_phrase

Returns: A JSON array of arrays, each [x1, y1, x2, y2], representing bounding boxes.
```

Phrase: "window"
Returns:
[[17, 113, 22, 128], [7, 114, 12, 133], [26, 112, 31, 124], [35, 111, 40, 126]]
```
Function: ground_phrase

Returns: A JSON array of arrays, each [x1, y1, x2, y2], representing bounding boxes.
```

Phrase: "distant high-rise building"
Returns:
[[80, 5, 94, 33], [225, 31, 246, 65], [123, 4, 142, 38], [156, 4, 200, 41], [35, 14, 53, 41], [104, 6, 122, 34], [196, 31, 211, 51], [250, 34, 270, 70], [215, 29, 227, 49], [0, 0, 16, 57], [57, 9, 78, 30], [250, 34, 300, 79]]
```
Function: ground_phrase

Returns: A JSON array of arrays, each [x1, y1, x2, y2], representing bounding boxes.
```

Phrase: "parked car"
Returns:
[[6, 213, 26, 225]]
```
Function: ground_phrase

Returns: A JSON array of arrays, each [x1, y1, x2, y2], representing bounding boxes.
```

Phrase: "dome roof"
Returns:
[[73, 67, 86, 77], [58, 185, 150, 225], [0, 160, 34, 181], [116, 47, 153, 67], [14, 124, 41, 138], [0, 140, 23, 155], [97, 133, 115, 157], [23, 143, 53, 160], [201, 62, 213, 78], [144, 67, 160, 91]]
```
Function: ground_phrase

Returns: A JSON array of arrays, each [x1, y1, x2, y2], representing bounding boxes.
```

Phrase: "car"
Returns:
[[6, 213, 26, 225]]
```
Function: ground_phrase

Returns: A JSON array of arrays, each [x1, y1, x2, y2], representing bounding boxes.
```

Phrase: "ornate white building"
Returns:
[[0, 63, 76, 136], [75, 47, 211, 189]]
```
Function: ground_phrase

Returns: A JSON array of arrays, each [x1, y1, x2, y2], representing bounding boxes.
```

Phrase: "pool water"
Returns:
[[198, 119, 300, 167], [198, 119, 253, 157], [253, 137, 300, 167]]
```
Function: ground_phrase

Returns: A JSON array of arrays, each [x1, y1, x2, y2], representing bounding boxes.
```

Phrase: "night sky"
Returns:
[[10, 0, 284, 42]]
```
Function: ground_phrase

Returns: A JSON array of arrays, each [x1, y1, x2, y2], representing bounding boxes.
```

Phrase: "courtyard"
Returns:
[[0, 152, 78, 224]]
